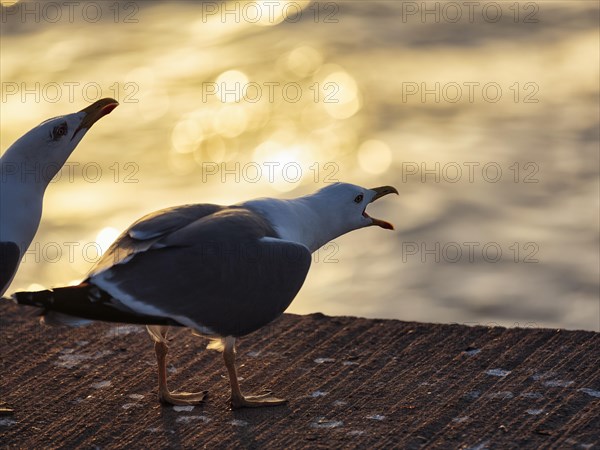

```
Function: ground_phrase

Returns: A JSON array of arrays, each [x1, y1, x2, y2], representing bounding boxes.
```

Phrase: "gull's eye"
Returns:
[[51, 123, 68, 140], [354, 194, 364, 203]]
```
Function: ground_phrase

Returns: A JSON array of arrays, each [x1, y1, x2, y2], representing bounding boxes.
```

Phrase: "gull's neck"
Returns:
[[1, 142, 58, 195], [242, 192, 348, 253], [0, 149, 46, 247]]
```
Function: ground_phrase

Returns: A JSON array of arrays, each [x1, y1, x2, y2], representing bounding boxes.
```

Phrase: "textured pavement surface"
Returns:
[[1, 302, 599, 449]]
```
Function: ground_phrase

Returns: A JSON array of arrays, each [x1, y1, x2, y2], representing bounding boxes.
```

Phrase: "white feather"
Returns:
[[91, 272, 216, 336], [241, 183, 374, 252]]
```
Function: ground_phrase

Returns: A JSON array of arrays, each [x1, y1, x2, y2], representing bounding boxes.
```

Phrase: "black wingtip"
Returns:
[[10, 290, 52, 308]]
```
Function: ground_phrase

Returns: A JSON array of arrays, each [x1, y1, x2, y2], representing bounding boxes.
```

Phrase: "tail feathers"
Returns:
[[11, 283, 182, 327], [12, 288, 60, 308], [9, 288, 91, 327]]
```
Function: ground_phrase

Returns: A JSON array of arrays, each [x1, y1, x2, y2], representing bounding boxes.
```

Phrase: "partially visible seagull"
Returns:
[[12, 182, 398, 409], [1, 98, 118, 416], [0, 98, 119, 296]]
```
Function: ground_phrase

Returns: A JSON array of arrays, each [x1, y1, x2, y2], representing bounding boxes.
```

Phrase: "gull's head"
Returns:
[[311, 182, 398, 235], [3, 98, 118, 181]]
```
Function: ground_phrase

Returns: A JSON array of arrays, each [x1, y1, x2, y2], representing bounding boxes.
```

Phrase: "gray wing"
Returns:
[[90, 204, 223, 276], [0, 241, 20, 295], [89, 207, 312, 337]]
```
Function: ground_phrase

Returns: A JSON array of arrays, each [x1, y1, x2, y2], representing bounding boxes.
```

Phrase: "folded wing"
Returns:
[[89, 205, 312, 337]]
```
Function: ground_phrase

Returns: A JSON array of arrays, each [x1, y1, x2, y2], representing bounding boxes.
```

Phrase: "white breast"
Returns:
[[0, 180, 44, 249]]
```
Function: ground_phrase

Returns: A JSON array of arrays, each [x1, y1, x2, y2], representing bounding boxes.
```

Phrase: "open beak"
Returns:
[[72, 98, 119, 141], [363, 185, 398, 230]]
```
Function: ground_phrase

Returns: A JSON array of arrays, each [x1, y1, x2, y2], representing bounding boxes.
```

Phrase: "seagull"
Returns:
[[12, 183, 398, 409], [0, 98, 119, 296], [0, 98, 118, 416]]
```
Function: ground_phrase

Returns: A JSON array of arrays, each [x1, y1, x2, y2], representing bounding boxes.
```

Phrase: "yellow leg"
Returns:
[[223, 336, 286, 409], [155, 341, 207, 406]]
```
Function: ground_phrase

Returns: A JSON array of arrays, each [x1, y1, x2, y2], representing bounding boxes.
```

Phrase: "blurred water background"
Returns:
[[1, 0, 598, 330]]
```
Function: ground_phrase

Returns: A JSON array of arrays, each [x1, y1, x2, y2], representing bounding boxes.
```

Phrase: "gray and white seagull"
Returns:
[[0, 98, 119, 296], [12, 182, 398, 409], [0, 98, 118, 416]]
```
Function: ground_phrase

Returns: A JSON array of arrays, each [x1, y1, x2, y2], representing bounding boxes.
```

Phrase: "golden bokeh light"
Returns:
[[214, 70, 249, 103], [321, 70, 362, 119], [136, 88, 171, 123], [194, 135, 230, 166], [252, 140, 313, 192], [171, 119, 203, 154], [213, 104, 248, 138], [283, 46, 324, 78], [357, 140, 393, 175]]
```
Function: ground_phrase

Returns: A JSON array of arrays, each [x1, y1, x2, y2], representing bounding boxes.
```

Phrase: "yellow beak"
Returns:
[[366, 185, 398, 230], [72, 98, 119, 140]]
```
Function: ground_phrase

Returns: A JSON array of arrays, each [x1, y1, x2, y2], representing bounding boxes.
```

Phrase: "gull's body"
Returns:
[[13, 183, 397, 409]]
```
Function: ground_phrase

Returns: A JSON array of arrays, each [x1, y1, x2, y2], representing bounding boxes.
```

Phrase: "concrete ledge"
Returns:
[[1, 302, 598, 448]]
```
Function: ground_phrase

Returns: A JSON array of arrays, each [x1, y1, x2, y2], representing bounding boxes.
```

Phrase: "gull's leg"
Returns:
[[223, 336, 286, 409], [147, 325, 207, 406]]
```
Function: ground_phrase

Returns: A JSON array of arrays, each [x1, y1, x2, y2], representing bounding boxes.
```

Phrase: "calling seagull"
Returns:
[[13, 183, 398, 409]]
